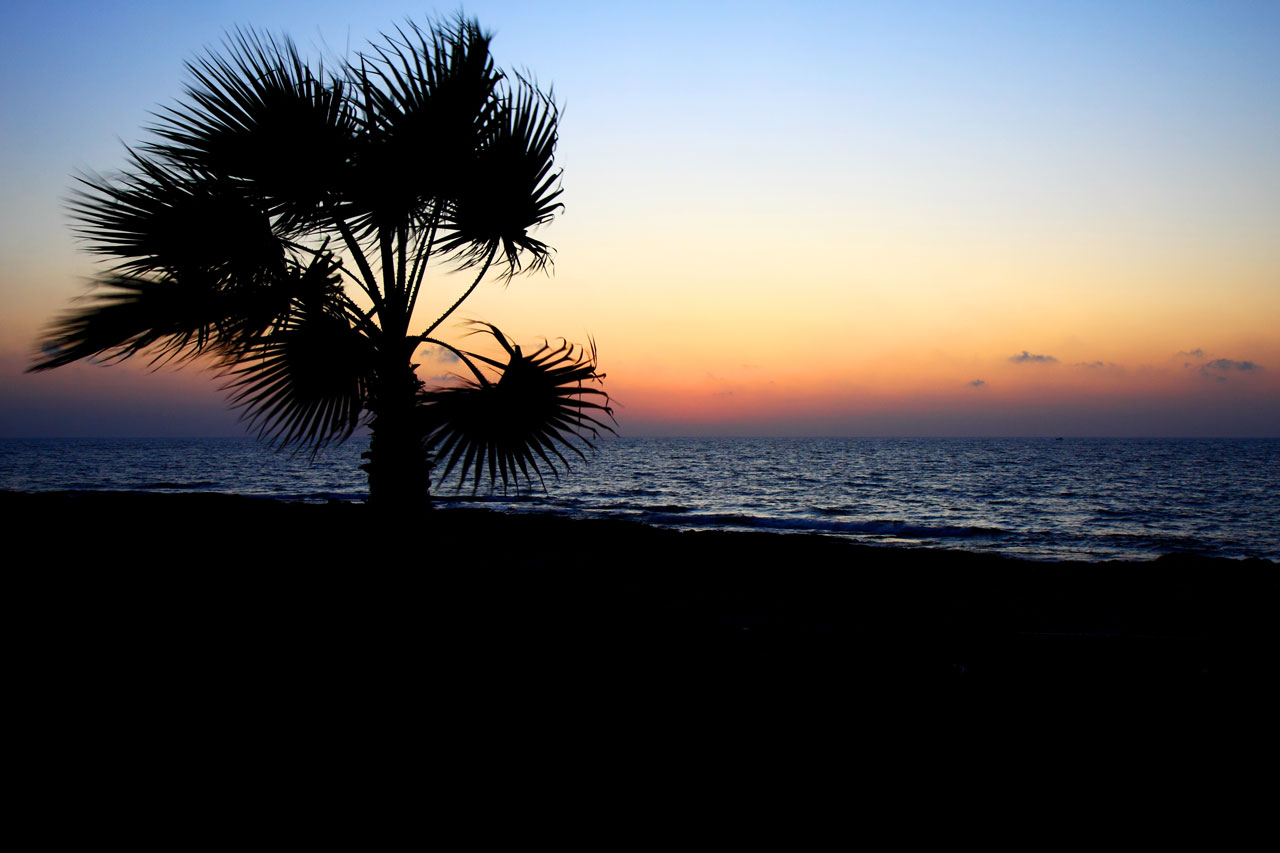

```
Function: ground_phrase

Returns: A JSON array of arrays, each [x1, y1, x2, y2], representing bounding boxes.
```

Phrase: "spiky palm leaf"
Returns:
[[350, 18, 501, 237], [422, 324, 614, 493], [220, 255, 375, 449], [437, 77, 563, 276], [32, 272, 244, 370], [69, 155, 285, 284], [146, 28, 354, 235]]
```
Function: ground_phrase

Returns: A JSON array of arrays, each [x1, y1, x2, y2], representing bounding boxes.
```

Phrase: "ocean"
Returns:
[[1, 436, 1276, 562]]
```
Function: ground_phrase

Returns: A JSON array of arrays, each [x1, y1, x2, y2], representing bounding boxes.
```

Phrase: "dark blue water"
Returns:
[[2, 437, 1276, 562]]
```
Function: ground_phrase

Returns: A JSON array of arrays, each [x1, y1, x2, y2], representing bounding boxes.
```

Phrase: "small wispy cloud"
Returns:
[[1178, 348, 1205, 360], [1009, 350, 1058, 364], [707, 371, 736, 397], [417, 344, 465, 383], [1204, 358, 1260, 372], [969, 379, 986, 388], [421, 343, 460, 364], [1187, 355, 1264, 382]]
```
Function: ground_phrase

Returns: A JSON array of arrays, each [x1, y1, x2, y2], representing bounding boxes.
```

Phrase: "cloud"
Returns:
[[706, 371, 736, 397], [1073, 360, 1124, 372], [428, 347, 461, 364], [1204, 358, 1260, 372], [1191, 356, 1263, 382], [417, 344, 466, 384], [969, 379, 986, 387], [1009, 350, 1058, 364], [1177, 348, 1205, 360]]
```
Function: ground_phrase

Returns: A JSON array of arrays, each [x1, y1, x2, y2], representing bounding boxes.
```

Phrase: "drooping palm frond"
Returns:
[[421, 323, 614, 493], [30, 273, 239, 370], [41, 147, 300, 372], [69, 153, 286, 285], [220, 256, 375, 450], [437, 76, 563, 277]]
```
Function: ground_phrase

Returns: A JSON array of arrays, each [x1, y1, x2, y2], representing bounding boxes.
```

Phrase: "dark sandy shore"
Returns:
[[6, 490, 1276, 702]]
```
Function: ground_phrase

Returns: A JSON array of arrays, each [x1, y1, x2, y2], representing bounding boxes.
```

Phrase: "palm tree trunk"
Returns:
[[361, 347, 431, 508]]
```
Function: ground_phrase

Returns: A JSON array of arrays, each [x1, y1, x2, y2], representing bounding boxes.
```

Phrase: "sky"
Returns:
[[1, 0, 1277, 437]]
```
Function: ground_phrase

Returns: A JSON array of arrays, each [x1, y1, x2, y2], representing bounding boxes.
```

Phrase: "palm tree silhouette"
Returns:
[[29, 17, 613, 506]]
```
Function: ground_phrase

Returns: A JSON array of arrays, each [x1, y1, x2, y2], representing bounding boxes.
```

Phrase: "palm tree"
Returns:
[[29, 17, 613, 506]]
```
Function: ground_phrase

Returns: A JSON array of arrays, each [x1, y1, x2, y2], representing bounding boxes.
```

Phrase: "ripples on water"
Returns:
[[2, 437, 1276, 562], [0, 438, 367, 502]]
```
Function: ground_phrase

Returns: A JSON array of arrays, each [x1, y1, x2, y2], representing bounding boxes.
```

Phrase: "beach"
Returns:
[[7, 490, 1276, 698]]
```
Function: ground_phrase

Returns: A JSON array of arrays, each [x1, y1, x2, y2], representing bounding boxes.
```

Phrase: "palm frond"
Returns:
[[421, 323, 613, 493], [145, 27, 354, 235], [342, 16, 501, 237], [220, 256, 375, 450], [70, 152, 285, 284], [30, 272, 235, 371], [437, 75, 563, 277]]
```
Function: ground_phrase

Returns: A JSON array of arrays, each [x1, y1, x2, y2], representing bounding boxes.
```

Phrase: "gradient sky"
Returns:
[[2, 0, 1277, 437]]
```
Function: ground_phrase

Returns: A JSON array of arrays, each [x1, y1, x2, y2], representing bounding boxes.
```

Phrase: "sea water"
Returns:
[[1, 437, 1276, 562]]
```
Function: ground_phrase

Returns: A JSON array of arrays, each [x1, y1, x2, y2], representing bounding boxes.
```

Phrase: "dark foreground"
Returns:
[[7, 491, 1276, 700]]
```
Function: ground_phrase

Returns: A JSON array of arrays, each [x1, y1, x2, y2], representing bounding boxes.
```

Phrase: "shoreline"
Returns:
[[7, 485, 1273, 564], [6, 489, 1277, 689]]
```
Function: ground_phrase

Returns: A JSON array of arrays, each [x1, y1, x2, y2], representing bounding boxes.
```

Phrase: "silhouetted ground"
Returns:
[[7, 490, 1275, 703], [9, 486, 1276, 805]]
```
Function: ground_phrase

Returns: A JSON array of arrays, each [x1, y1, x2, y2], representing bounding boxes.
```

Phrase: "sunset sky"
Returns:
[[2, 0, 1277, 437]]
